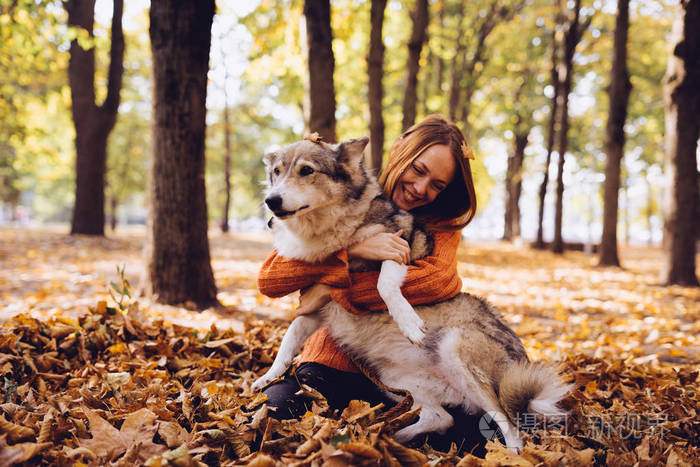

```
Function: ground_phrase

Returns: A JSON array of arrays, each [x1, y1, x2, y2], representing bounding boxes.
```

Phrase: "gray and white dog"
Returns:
[[252, 136, 570, 450]]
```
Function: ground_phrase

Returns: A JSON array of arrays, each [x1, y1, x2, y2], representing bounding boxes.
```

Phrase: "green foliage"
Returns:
[[0, 0, 677, 241], [0, 1, 68, 208], [109, 264, 131, 312]]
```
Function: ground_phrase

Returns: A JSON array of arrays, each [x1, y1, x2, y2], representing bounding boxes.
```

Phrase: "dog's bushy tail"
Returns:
[[498, 361, 572, 425]]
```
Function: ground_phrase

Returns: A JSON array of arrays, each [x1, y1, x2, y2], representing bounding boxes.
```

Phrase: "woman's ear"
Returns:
[[337, 136, 370, 167]]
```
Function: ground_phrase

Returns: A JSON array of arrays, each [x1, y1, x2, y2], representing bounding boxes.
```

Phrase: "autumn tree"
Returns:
[[447, 1, 524, 131], [367, 0, 387, 171], [401, 0, 429, 131], [304, 0, 336, 142], [483, 7, 550, 242], [534, 28, 560, 249], [552, 0, 590, 253], [65, 0, 124, 236], [217, 29, 234, 233], [599, 0, 632, 267], [147, 0, 219, 308], [662, 0, 699, 286]]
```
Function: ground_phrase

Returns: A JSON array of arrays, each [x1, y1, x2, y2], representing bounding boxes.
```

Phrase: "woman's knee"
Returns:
[[262, 378, 310, 420]]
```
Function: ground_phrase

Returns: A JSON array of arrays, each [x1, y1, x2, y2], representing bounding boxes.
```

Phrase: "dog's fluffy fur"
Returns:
[[252, 137, 571, 449]]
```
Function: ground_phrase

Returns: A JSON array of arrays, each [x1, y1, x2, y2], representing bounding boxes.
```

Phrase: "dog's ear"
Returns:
[[263, 151, 276, 167], [337, 137, 369, 166]]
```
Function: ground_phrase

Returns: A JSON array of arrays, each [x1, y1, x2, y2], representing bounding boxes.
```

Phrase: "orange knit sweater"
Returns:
[[257, 230, 462, 372]]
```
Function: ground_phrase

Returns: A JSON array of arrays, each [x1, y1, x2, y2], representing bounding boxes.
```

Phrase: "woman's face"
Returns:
[[392, 144, 457, 211]]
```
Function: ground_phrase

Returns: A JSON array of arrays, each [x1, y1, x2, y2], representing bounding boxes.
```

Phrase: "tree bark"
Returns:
[[147, 0, 219, 308], [552, 0, 588, 254], [304, 0, 336, 143], [66, 0, 124, 236], [447, 3, 465, 122], [503, 132, 528, 241], [535, 29, 560, 249], [401, 0, 429, 131], [221, 105, 232, 233], [599, 0, 631, 267], [662, 0, 700, 286], [367, 0, 387, 172]]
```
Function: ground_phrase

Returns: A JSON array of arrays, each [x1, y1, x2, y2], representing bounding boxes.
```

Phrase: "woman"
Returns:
[[257, 115, 478, 437]]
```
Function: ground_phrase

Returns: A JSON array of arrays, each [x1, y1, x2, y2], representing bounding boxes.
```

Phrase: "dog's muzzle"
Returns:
[[265, 194, 309, 219]]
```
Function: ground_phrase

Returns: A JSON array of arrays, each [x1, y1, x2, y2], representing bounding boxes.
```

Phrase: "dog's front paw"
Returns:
[[251, 373, 275, 392], [398, 314, 426, 346]]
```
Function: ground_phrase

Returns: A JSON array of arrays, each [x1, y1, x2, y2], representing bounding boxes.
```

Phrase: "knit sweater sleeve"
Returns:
[[330, 230, 462, 315], [257, 249, 352, 298]]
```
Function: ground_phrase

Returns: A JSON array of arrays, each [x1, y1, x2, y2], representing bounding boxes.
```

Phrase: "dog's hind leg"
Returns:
[[377, 260, 426, 345], [436, 329, 523, 451], [251, 314, 323, 392], [393, 403, 453, 444]]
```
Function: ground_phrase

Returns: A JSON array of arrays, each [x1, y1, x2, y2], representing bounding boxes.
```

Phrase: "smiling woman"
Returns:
[[392, 144, 456, 211]]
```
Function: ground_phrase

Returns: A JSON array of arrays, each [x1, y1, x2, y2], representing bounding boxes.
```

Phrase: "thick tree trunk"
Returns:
[[221, 105, 232, 233], [367, 0, 387, 172], [304, 0, 336, 143], [148, 0, 219, 308], [401, 0, 429, 131], [599, 0, 631, 267], [503, 132, 528, 241], [66, 0, 124, 236], [553, 0, 588, 254], [535, 30, 560, 249], [662, 0, 700, 286]]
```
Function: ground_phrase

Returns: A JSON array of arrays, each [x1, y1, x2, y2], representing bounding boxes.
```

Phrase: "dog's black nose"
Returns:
[[265, 194, 282, 212]]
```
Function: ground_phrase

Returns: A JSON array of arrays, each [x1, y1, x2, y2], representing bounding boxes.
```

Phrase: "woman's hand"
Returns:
[[348, 230, 411, 264], [295, 283, 332, 317]]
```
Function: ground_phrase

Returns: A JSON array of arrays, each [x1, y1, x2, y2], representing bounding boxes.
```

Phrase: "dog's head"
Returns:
[[263, 136, 370, 220]]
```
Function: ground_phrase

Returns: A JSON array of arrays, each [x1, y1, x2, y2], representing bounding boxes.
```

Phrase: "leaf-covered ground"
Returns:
[[0, 226, 698, 466]]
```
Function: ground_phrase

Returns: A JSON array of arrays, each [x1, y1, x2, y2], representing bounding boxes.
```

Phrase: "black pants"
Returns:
[[262, 362, 499, 456]]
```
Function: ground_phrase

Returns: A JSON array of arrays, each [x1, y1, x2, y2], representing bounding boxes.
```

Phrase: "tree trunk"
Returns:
[[599, 0, 631, 267], [367, 0, 387, 172], [109, 195, 117, 231], [535, 30, 560, 249], [401, 0, 429, 131], [66, 0, 124, 236], [552, 0, 588, 254], [148, 0, 219, 308], [448, 3, 465, 122], [662, 0, 700, 286], [304, 0, 336, 143], [221, 105, 232, 233], [503, 132, 528, 241]]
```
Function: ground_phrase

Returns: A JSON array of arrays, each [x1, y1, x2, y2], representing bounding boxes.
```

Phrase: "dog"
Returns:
[[251, 135, 571, 450]]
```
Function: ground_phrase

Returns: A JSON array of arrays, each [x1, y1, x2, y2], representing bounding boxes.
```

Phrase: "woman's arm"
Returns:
[[331, 230, 462, 315], [257, 249, 352, 298]]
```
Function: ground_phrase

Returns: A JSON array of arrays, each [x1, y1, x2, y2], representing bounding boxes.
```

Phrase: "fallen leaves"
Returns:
[[0, 228, 698, 465], [79, 408, 165, 462]]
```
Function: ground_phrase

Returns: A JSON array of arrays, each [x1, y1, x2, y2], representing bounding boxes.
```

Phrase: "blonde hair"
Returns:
[[378, 115, 477, 230]]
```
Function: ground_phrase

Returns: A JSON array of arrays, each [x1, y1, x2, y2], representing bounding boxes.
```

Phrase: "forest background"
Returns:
[[2, 0, 693, 247]]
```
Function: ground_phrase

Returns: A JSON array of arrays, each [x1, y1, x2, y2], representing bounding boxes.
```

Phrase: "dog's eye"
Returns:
[[299, 166, 314, 176], [273, 167, 280, 176]]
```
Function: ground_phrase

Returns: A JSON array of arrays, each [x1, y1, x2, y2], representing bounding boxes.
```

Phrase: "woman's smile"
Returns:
[[392, 144, 456, 211]]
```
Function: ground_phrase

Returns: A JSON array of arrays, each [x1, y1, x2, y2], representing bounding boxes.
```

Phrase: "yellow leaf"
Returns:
[[204, 382, 219, 397], [56, 317, 79, 328], [585, 380, 597, 393], [107, 343, 127, 354]]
